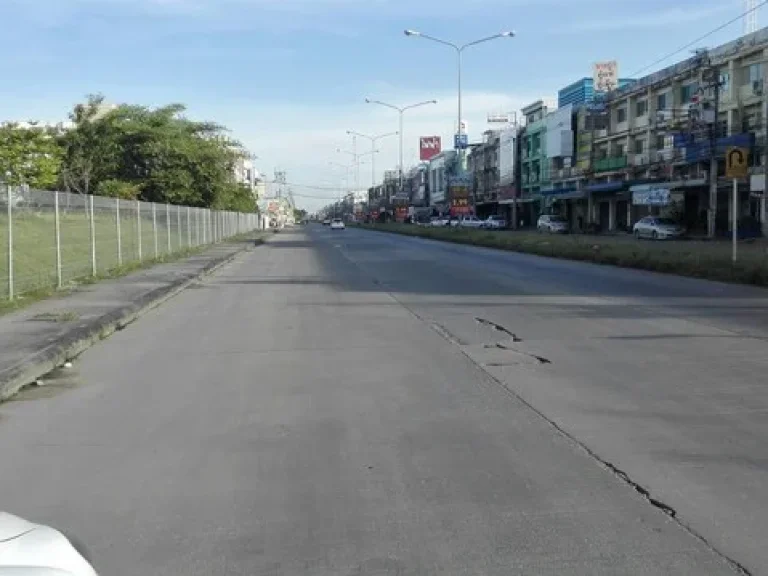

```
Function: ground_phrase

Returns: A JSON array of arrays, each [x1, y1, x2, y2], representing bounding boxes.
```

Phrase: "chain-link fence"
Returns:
[[0, 187, 261, 300]]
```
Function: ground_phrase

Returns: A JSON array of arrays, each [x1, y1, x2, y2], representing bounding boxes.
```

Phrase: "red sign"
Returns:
[[419, 136, 442, 161], [395, 206, 408, 222], [450, 198, 471, 216]]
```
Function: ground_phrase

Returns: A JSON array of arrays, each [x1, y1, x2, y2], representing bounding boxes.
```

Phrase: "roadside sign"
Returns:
[[726, 147, 749, 179]]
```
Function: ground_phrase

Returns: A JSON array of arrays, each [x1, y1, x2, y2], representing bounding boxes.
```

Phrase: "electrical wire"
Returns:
[[629, 0, 768, 78]]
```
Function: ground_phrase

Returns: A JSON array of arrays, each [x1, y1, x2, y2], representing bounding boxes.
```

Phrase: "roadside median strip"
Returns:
[[354, 223, 768, 287], [0, 236, 266, 402]]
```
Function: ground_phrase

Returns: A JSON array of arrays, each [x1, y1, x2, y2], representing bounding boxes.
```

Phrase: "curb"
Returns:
[[0, 239, 261, 402]]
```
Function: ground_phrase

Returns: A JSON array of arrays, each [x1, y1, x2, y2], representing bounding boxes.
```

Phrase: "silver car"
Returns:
[[632, 216, 686, 240], [537, 214, 569, 233]]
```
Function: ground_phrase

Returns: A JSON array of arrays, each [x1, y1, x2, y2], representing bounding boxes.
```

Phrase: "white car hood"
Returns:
[[0, 513, 97, 576]]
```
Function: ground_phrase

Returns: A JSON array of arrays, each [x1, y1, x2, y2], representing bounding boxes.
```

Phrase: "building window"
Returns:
[[635, 100, 648, 117], [680, 83, 699, 103], [656, 92, 668, 111], [747, 63, 763, 85], [720, 72, 731, 93], [615, 143, 625, 157], [617, 108, 627, 123], [656, 134, 666, 149], [634, 139, 645, 154]]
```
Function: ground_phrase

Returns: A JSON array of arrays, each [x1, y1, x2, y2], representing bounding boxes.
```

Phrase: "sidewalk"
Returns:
[[0, 238, 261, 401]]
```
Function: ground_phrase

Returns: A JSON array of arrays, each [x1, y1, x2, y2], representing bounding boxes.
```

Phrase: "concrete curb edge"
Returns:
[[0, 240, 260, 402]]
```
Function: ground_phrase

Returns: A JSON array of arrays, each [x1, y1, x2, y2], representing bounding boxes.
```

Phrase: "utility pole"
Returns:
[[703, 60, 722, 239]]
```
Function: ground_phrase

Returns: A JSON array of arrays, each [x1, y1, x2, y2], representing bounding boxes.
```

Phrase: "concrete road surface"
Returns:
[[2, 225, 766, 575]]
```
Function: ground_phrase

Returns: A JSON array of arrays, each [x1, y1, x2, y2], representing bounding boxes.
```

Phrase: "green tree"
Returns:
[[0, 122, 63, 189]]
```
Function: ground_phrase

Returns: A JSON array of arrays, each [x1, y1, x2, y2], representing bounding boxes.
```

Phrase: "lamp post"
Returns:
[[330, 160, 368, 218], [403, 29, 514, 169], [365, 98, 437, 190], [337, 147, 379, 193], [346, 130, 398, 189]]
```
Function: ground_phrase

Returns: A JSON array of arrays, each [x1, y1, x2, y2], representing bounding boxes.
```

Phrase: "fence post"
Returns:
[[116, 198, 123, 268], [166, 203, 171, 253], [177, 206, 182, 250], [137, 200, 142, 262], [186, 206, 191, 247], [89, 195, 97, 276], [6, 185, 13, 300], [152, 202, 158, 259], [203, 209, 207, 245], [54, 191, 62, 288], [196, 208, 200, 246]]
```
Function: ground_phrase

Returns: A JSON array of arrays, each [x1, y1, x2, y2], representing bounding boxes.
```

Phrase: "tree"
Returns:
[[0, 123, 63, 189], [56, 95, 257, 212]]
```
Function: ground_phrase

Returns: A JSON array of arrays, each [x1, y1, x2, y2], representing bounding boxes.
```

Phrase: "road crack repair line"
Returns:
[[417, 309, 753, 575], [475, 317, 522, 341]]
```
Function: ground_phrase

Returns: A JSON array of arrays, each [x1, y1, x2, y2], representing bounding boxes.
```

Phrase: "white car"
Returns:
[[537, 214, 569, 233], [483, 215, 507, 229], [0, 512, 98, 575], [458, 216, 484, 229], [322, 218, 331, 226], [330, 218, 345, 230], [633, 216, 686, 240]]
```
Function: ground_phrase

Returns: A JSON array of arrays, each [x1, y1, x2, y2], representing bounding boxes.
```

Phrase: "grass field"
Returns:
[[0, 208, 206, 300], [356, 223, 768, 287]]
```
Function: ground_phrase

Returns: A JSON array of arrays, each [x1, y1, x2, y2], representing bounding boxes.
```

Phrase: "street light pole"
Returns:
[[365, 98, 438, 190], [346, 130, 398, 189], [403, 30, 514, 170]]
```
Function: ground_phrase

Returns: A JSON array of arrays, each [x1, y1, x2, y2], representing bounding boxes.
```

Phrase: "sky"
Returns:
[[0, 0, 763, 210]]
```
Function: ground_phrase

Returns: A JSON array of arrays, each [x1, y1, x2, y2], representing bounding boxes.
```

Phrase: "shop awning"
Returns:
[[586, 182, 625, 194]]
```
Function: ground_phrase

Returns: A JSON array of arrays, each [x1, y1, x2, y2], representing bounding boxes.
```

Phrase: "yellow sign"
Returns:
[[726, 147, 749, 179]]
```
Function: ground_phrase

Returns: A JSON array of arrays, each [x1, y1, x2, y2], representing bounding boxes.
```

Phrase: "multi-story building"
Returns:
[[546, 27, 768, 235], [427, 150, 458, 213], [468, 130, 501, 218], [519, 100, 554, 216], [558, 77, 635, 108]]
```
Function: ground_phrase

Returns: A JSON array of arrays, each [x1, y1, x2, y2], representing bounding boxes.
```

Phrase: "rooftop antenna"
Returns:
[[745, 0, 759, 34]]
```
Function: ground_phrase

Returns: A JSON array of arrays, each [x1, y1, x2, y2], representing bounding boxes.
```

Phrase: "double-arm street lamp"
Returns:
[[347, 130, 398, 190], [403, 29, 514, 169], [364, 98, 437, 189], [337, 147, 378, 192]]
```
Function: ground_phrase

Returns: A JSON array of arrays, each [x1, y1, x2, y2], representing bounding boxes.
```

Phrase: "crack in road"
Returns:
[[475, 317, 522, 342]]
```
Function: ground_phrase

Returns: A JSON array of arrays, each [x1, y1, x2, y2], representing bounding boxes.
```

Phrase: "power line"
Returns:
[[629, 0, 768, 78]]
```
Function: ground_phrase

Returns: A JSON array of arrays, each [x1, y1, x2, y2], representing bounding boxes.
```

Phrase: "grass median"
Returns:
[[354, 223, 768, 287]]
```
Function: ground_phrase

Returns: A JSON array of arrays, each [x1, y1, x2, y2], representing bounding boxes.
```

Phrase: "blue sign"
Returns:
[[631, 186, 670, 206], [454, 133, 469, 149]]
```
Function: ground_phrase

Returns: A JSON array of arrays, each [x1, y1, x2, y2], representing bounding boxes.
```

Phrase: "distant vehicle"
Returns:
[[330, 218, 345, 230], [0, 511, 98, 575], [322, 218, 331, 226], [633, 216, 686, 240], [483, 215, 507, 229], [430, 216, 449, 227], [458, 215, 484, 229], [537, 214, 569, 233]]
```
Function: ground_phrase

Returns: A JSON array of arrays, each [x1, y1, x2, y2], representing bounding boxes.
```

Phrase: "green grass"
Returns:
[[0, 208, 259, 305], [355, 223, 768, 287]]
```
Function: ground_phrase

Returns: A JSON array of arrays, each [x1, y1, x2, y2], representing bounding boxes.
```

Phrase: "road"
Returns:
[[2, 224, 767, 575]]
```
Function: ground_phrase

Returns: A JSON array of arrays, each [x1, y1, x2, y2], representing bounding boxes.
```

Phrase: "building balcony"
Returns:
[[593, 155, 627, 173]]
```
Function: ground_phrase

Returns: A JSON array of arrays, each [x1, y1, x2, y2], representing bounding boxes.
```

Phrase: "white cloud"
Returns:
[[196, 87, 541, 210]]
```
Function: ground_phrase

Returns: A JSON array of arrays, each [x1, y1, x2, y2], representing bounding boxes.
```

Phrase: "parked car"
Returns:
[[430, 216, 450, 227], [537, 214, 569, 233], [633, 216, 686, 240], [322, 218, 331, 226], [458, 215, 484, 229], [483, 215, 507, 229]]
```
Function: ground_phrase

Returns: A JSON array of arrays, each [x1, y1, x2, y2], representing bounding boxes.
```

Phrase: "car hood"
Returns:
[[0, 513, 97, 576]]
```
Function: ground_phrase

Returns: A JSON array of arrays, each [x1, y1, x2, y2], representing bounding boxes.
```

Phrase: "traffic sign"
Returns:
[[726, 147, 749, 179], [454, 133, 469, 149]]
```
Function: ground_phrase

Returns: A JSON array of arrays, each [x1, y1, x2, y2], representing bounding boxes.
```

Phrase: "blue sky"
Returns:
[[0, 0, 761, 209]]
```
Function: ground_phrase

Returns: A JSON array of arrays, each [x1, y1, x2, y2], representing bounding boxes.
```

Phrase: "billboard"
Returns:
[[419, 136, 442, 161], [499, 128, 516, 186], [545, 104, 574, 158], [593, 61, 618, 93]]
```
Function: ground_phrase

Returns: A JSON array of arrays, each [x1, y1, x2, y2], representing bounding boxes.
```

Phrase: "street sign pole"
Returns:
[[732, 178, 738, 263], [725, 146, 749, 263]]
